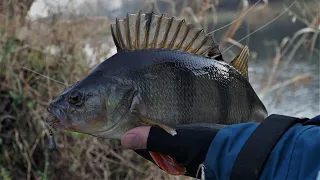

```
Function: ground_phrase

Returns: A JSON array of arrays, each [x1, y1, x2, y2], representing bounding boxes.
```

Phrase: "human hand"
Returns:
[[121, 123, 224, 178]]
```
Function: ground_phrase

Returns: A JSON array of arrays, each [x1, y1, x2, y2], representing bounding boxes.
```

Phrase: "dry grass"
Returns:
[[0, 0, 319, 180]]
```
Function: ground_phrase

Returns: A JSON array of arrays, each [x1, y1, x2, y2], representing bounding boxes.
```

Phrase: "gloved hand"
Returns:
[[121, 123, 225, 178]]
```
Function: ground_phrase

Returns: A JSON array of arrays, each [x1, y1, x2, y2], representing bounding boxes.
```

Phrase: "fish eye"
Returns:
[[68, 89, 84, 105]]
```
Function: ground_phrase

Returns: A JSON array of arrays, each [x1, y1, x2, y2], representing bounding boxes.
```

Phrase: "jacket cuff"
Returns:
[[203, 123, 259, 179]]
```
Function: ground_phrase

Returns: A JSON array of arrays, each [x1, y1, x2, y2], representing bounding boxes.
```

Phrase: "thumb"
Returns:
[[121, 126, 151, 149]]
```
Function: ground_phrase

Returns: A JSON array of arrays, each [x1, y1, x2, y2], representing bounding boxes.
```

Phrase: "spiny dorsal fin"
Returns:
[[231, 46, 249, 80], [110, 12, 223, 61]]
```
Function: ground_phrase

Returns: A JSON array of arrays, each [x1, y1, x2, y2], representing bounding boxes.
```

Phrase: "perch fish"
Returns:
[[46, 12, 267, 175]]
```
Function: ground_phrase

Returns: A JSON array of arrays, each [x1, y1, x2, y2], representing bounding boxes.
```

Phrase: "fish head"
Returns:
[[46, 67, 136, 138], [46, 71, 115, 136]]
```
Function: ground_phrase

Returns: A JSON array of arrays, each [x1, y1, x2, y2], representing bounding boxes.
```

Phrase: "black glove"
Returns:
[[134, 123, 225, 178]]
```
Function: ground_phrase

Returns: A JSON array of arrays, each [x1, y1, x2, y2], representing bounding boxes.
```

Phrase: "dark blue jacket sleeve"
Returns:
[[203, 116, 320, 180]]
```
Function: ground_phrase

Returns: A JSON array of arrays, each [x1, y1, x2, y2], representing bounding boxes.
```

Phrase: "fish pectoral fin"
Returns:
[[149, 151, 186, 175], [137, 115, 177, 136]]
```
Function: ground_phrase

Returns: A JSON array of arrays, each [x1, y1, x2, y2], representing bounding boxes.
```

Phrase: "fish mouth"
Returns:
[[46, 105, 66, 128]]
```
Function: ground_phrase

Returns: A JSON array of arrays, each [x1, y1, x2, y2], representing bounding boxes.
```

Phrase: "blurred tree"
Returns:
[[0, 0, 34, 42], [0, 0, 34, 22]]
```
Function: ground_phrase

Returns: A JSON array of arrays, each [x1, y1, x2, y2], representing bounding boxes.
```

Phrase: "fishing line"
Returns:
[[206, 0, 262, 35], [21, 67, 70, 86], [222, 0, 298, 54]]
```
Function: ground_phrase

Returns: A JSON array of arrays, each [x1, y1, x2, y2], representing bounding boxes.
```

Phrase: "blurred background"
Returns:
[[0, 0, 319, 179]]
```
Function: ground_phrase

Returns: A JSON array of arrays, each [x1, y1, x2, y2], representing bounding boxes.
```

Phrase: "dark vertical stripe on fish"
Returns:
[[176, 63, 184, 124], [186, 65, 195, 124], [246, 84, 256, 122], [176, 63, 194, 124], [218, 65, 230, 124]]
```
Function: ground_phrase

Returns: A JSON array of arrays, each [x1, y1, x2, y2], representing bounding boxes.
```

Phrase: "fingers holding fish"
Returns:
[[121, 126, 150, 149], [121, 123, 224, 177]]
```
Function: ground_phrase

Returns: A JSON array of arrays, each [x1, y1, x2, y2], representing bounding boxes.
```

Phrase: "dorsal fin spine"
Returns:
[[240, 47, 248, 71], [161, 17, 174, 48], [176, 24, 192, 50], [144, 12, 153, 49], [136, 11, 141, 49], [152, 14, 163, 48], [192, 37, 209, 54], [185, 29, 203, 52], [126, 13, 132, 49], [111, 24, 120, 50], [169, 20, 184, 49], [115, 18, 125, 49], [200, 46, 214, 56], [111, 12, 223, 60], [230, 46, 249, 79]]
